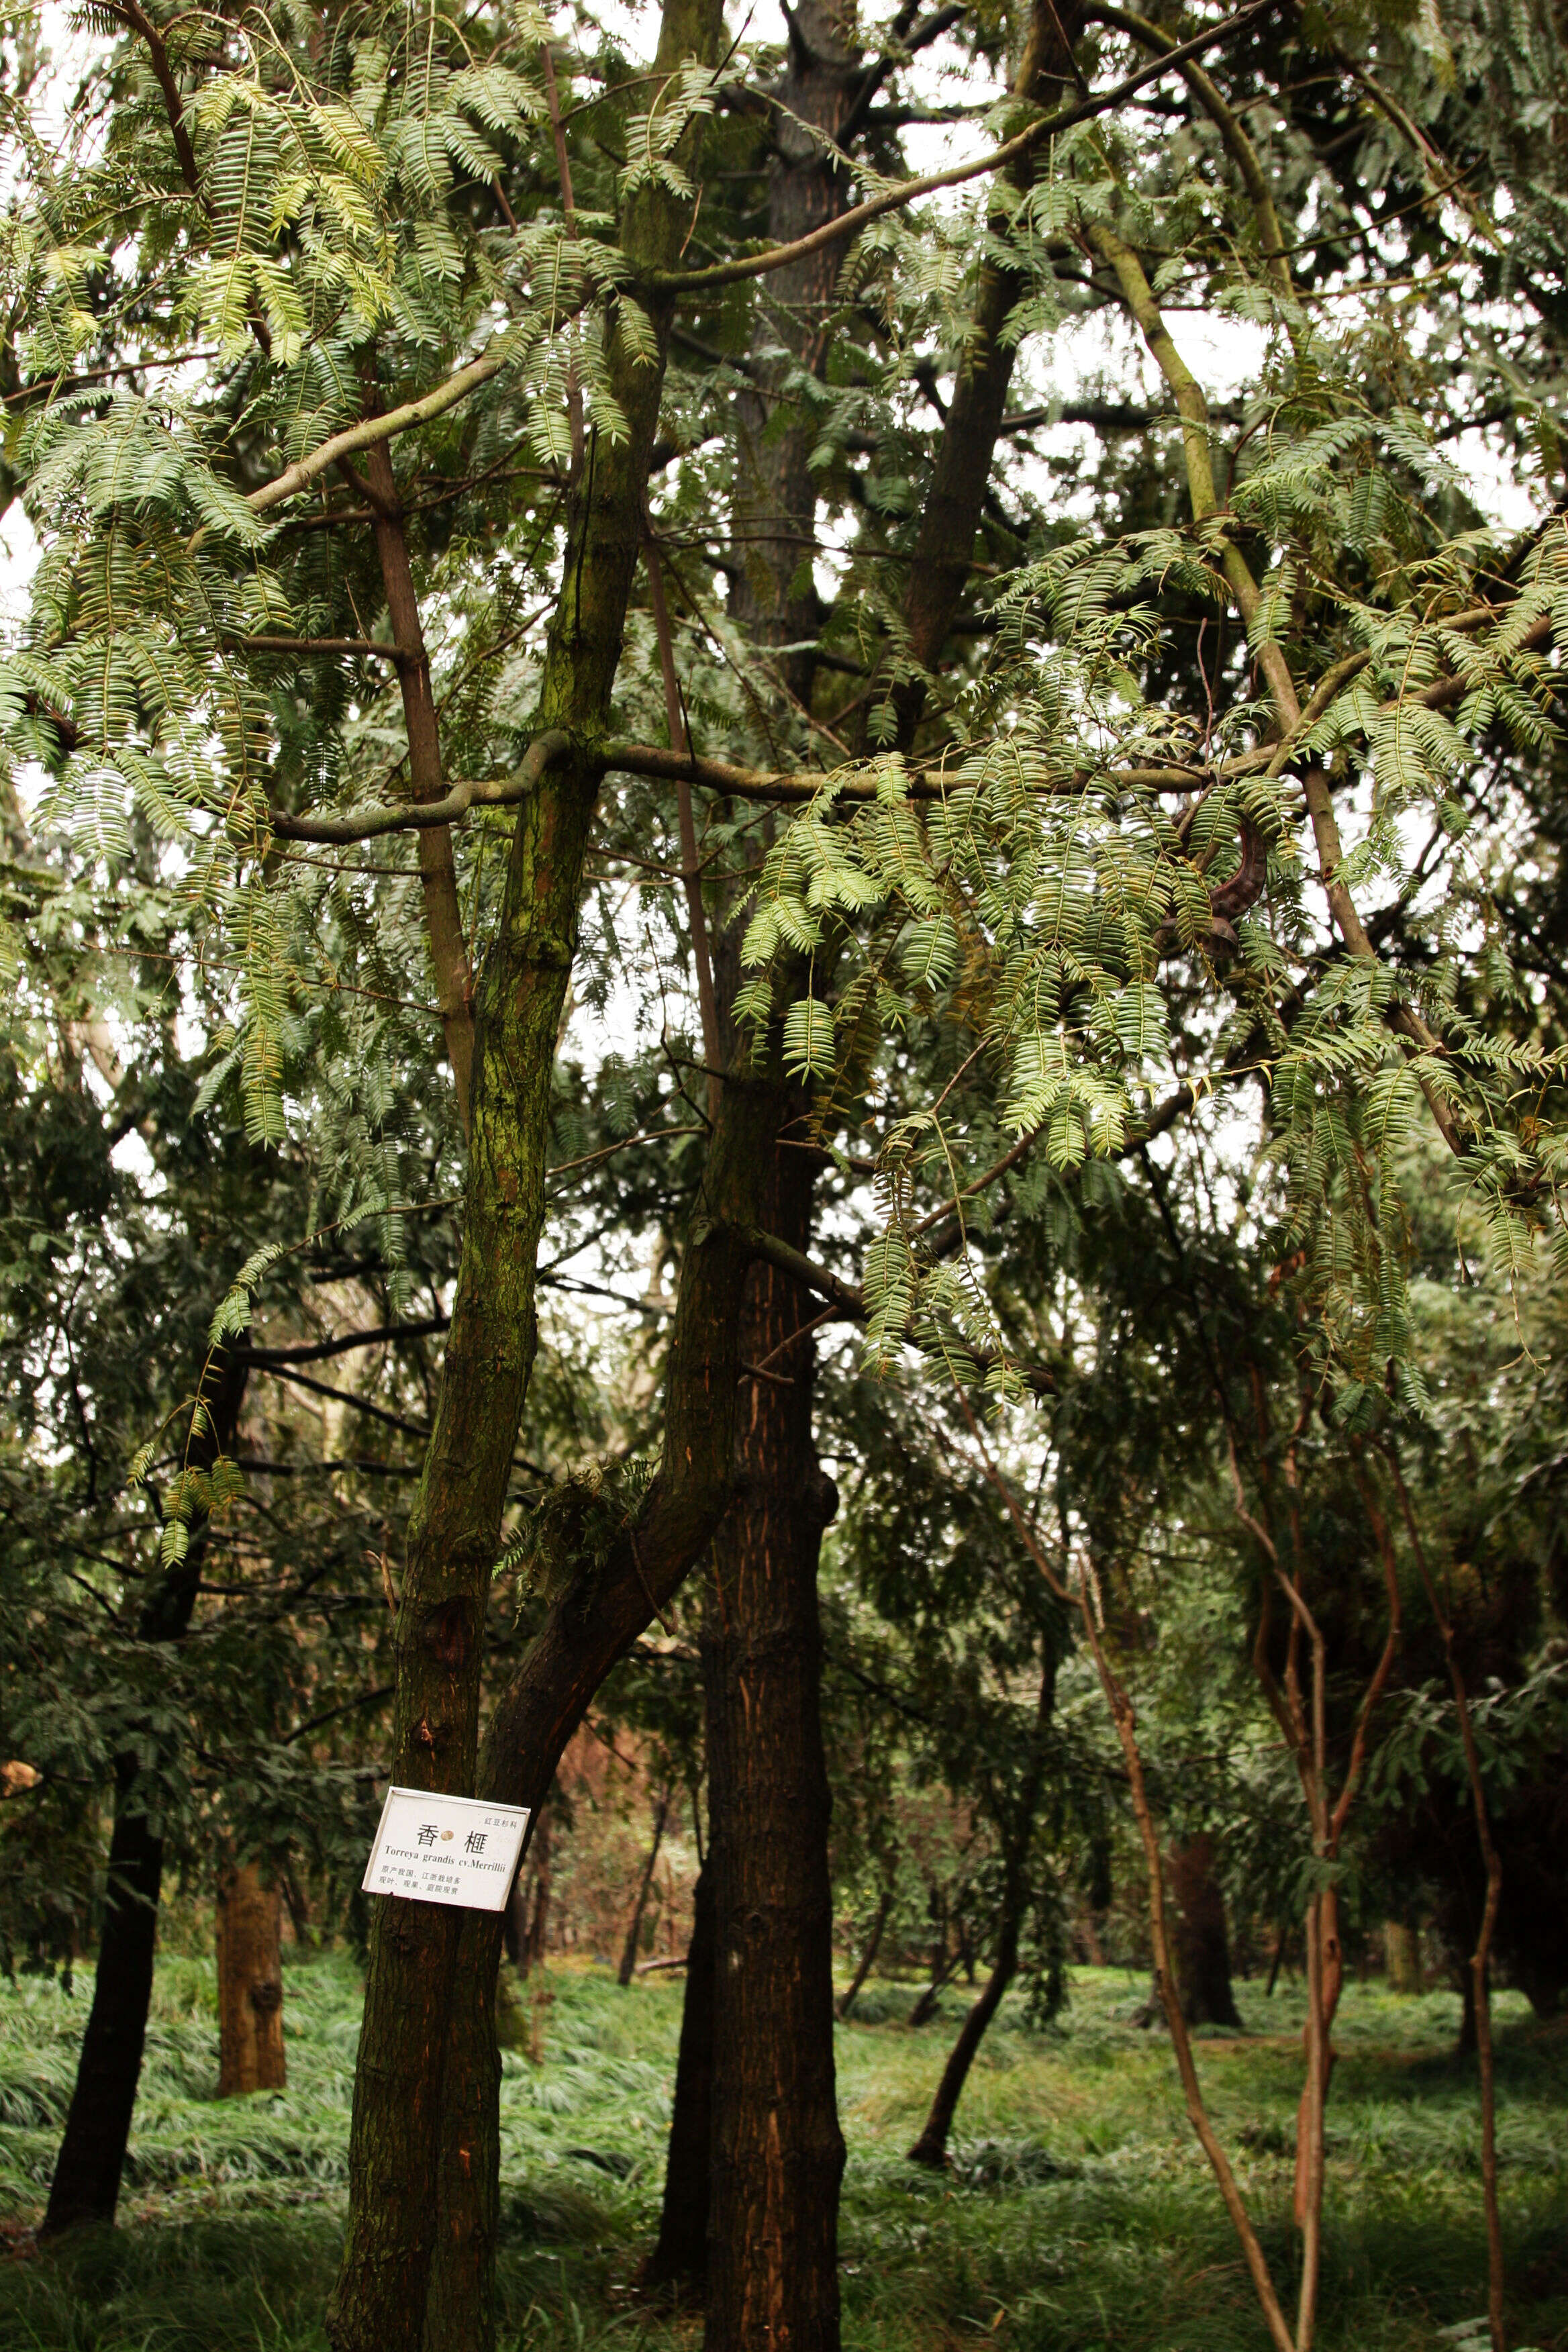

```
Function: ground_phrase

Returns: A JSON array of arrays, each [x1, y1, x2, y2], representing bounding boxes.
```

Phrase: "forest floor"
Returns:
[[1, 1953, 1564, 2352]]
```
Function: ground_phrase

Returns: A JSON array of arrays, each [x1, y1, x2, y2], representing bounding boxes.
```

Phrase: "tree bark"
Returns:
[[642, 1853, 716, 2294], [1169, 1834, 1243, 2028], [43, 1350, 247, 2235], [420, 1065, 787, 2352], [703, 1118, 845, 2352], [325, 6, 726, 2344], [619, 1788, 671, 1986], [216, 1863, 286, 2097]]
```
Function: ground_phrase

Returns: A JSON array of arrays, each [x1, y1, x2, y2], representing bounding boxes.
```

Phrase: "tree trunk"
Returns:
[[907, 1654, 1057, 2169], [890, 0, 1087, 748], [520, 1810, 551, 1974], [619, 1789, 671, 1986], [325, 6, 726, 2343], [703, 1120, 845, 2352], [1169, 1834, 1242, 2028], [642, 1854, 716, 2294], [419, 1066, 787, 2352], [907, 1890, 1024, 2169], [836, 1888, 892, 2021], [216, 1864, 286, 2097], [43, 1351, 247, 2235], [1266, 1923, 1291, 1997], [1385, 1918, 1422, 1994]]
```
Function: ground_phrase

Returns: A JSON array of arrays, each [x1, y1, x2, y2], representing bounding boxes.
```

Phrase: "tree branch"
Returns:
[[652, 0, 1275, 290]]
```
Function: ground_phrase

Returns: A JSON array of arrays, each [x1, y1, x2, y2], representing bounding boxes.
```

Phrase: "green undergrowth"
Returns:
[[1, 1955, 1564, 2351]]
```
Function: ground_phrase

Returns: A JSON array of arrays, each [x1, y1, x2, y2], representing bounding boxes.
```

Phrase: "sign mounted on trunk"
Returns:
[[361, 1786, 531, 1910]]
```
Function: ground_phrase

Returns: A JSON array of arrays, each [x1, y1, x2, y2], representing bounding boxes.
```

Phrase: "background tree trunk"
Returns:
[[1385, 1918, 1422, 1994], [216, 1864, 286, 2097], [43, 1350, 247, 2235], [642, 1854, 716, 2294], [907, 1882, 1024, 2168], [1169, 1834, 1243, 2029], [837, 1888, 892, 2021], [521, 1811, 551, 1975], [619, 1789, 671, 1986]]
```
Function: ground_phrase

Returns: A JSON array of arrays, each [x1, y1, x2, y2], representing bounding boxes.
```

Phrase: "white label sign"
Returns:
[[361, 1785, 531, 1911]]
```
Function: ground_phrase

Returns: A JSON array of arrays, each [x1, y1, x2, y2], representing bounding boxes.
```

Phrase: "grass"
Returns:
[[1, 1953, 1564, 2351]]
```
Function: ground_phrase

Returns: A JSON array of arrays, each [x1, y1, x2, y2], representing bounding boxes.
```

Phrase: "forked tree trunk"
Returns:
[[1169, 1834, 1242, 2028], [641, 1855, 716, 2293], [419, 1069, 787, 2352], [907, 1654, 1058, 2169], [44, 1351, 247, 2235], [704, 1121, 845, 2352], [326, 5, 726, 2343], [216, 1864, 286, 2097]]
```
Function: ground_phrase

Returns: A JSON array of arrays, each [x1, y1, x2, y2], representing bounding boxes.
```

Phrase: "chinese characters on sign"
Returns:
[[361, 1786, 532, 1911]]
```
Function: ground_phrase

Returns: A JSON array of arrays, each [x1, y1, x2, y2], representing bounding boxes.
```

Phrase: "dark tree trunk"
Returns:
[[907, 1888, 1024, 2169], [907, 1655, 1058, 2169], [43, 1351, 247, 2235], [703, 1120, 845, 2352], [1168, 1835, 1243, 2029], [619, 1789, 671, 1986], [641, 1855, 716, 2294], [42, 1779, 162, 2231], [836, 1888, 892, 2021], [216, 1863, 286, 2097]]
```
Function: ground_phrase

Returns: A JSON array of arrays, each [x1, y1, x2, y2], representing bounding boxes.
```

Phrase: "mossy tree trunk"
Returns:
[[325, 1, 726, 2339], [216, 1863, 287, 2098], [43, 1351, 248, 2235]]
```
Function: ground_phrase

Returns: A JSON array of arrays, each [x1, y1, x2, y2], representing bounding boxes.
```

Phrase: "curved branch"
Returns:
[[268, 730, 573, 843]]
